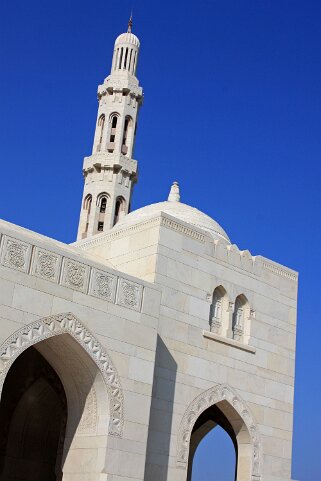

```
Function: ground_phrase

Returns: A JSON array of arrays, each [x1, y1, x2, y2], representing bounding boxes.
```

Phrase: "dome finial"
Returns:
[[168, 181, 180, 202], [127, 12, 133, 33]]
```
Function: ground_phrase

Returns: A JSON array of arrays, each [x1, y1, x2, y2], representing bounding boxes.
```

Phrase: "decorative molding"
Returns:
[[177, 383, 261, 478], [117, 278, 143, 311], [76, 214, 205, 251], [89, 268, 117, 303], [160, 217, 205, 242], [32, 247, 61, 283], [76, 217, 163, 249], [263, 262, 297, 281], [1, 236, 32, 273], [0, 313, 124, 436], [61, 258, 90, 293]]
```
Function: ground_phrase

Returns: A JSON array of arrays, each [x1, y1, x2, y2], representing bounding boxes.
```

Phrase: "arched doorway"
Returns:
[[177, 384, 261, 481], [187, 404, 237, 481], [0, 314, 125, 481], [0, 346, 67, 481]]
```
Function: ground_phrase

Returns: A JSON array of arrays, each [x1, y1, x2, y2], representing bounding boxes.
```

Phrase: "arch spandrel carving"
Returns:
[[0, 312, 124, 436], [176, 383, 261, 480]]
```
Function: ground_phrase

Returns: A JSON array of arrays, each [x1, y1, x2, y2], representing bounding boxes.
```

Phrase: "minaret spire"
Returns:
[[77, 22, 143, 240], [127, 13, 133, 33]]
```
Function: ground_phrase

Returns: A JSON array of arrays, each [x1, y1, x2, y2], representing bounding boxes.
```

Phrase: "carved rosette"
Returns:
[[0, 313, 124, 436], [32, 247, 61, 282], [116, 278, 143, 311], [176, 383, 261, 478], [1, 236, 32, 273], [61, 259, 89, 293], [89, 268, 117, 302]]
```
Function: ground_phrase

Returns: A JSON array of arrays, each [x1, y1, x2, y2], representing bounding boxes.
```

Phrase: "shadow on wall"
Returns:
[[144, 335, 177, 481]]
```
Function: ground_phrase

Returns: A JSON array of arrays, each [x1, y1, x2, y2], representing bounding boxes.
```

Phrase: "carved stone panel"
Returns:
[[89, 268, 117, 303], [1, 236, 32, 273], [31, 247, 61, 283], [60, 258, 90, 293], [116, 278, 143, 311]]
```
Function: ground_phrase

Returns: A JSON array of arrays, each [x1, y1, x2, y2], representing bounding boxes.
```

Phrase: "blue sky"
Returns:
[[0, 0, 320, 479]]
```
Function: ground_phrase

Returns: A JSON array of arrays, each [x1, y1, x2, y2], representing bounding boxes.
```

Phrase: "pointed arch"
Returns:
[[0, 312, 124, 436], [177, 383, 261, 480]]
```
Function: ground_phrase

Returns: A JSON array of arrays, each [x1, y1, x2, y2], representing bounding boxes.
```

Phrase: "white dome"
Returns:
[[115, 32, 140, 48], [114, 201, 231, 243]]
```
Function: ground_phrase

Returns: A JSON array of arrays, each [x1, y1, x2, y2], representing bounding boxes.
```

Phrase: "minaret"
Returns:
[[77, 17, 143, 240]]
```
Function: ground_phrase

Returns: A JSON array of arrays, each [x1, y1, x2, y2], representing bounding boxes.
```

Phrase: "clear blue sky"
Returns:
[[0, 1, 320, 479]]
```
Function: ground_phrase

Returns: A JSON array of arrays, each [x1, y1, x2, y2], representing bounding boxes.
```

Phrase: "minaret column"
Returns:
[[77, 17, 143, 240]]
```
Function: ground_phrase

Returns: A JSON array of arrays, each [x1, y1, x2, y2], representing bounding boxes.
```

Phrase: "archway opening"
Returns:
[[0, 346, 67, 481], [192, 425, 236, 481], [188, 403, 237, 481], [0, 327, 112, 481]]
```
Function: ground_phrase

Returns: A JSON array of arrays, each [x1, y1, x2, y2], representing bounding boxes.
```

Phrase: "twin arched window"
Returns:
[[210, 289, 251, 344]]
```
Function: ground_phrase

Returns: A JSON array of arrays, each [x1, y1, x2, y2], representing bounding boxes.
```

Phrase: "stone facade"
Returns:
[[0, 19, 298, 481]]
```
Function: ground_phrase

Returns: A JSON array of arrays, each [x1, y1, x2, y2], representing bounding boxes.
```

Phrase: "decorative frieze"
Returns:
[[89, 268, 117, 303], [61, 258, 90, 293], [1, 236, 32, 273], [32, 247, 61, 283], [263, 262, 297, 281], [0, 233, 144, 311], [117, 278, 143, 311]]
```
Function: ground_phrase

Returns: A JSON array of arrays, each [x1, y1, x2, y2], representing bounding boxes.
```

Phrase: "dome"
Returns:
[[113, 183, 231, 243], [115, 32, 140, 48]]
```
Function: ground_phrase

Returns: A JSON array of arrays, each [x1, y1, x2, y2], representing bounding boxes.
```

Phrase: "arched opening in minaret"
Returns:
[[0, 346, 67, 481], [113, 196, 126, 226], [96, 192, 109, 232], [82, 194, 92, 237], [187, 402, 239, 481], [97, 114, 105, 152], [108, 114, 118, 152], [121, 116, 133, 156]]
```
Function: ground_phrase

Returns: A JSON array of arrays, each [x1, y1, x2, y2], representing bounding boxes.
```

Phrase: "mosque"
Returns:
[[0, 18, 298, 481]]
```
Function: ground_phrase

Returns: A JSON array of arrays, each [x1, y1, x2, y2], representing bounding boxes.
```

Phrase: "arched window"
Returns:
[[210, 286, 228, 336], [100, 197, 107, 213], [96, 114, 105, 152], [83, 194, 92, 212], [232, 295, 248, 342], [108, 114, 118, 152], [83, 194, 92, 236], [113, 197, 126, 226], [121, 116, 133, 156]]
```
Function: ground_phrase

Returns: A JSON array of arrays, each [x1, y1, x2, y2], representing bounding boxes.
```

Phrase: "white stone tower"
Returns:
[[77, 17, 143, 240]]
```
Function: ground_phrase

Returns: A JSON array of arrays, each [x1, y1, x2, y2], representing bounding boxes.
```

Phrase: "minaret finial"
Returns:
[[128, 12, 133, 33], [168, 181, 180, 202]]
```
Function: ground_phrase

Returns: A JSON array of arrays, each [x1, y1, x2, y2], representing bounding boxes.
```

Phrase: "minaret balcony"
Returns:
[[83, 152, 137, 175]]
